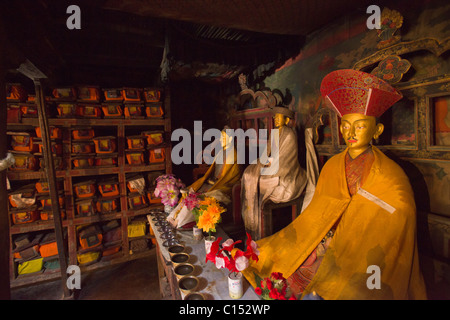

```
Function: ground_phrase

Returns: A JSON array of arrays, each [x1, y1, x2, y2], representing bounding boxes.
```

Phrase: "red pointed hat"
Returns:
[[320, 69, 402, 117]]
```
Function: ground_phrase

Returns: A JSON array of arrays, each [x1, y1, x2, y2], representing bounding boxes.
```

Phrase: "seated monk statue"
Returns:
[[168, 127, 242, 228], [242, 69, 427, 300], [241, 106, 307, 239]]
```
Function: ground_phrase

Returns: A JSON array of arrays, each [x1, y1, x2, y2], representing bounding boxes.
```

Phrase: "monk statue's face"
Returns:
[[273, 113, 290, 129], [340, 113, 384, 158], [221, 130, 233, 148]]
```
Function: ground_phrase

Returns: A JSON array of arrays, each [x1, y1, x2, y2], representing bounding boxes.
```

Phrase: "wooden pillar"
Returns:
[[34, 81, 71, 298], [0, 59, 11, 300], [0, 7, 12, 298]]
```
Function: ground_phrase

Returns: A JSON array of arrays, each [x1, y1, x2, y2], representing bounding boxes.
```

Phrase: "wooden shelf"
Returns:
[[126, 205, 163, 217], [70, 204, 163, 226], [11, 267, 63, 288], [7, 164, 167, 181], [11, 117, 166, 127], [10, 219, 69, 235], [72, 212, 123, 226]]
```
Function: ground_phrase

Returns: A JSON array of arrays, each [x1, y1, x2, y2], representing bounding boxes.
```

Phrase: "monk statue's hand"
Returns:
[[207, 178, 215, 185]]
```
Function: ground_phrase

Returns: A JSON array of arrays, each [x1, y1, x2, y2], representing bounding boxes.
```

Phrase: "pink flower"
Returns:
[[215, 256, 227, 269], [183, 192, 200, 210], [176, 178, 185, 189], [162, 186, 179, 206], [234, 254, 249, 272]]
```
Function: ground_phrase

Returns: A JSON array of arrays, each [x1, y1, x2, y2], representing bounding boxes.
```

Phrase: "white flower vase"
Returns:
[[204, 236, 216, 254], [228, 272, 244, 299], [193, 226, 203, 241]]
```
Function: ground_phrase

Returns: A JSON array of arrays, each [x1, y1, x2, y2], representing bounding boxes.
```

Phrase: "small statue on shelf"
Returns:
[[242, 69, 427, 300]]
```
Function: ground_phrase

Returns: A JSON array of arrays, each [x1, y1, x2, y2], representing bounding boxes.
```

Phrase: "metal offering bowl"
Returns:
[[157, 226, 173, 233], [170, 253, 190, 266], [163, 239, 180, 247], [184, 292, 205, 300], [149, 209, 163, 216], [168, 244, 185, 255], [160, 232, 176, 240], [178, 275, 199, 294], [174, 263, 194, 279]]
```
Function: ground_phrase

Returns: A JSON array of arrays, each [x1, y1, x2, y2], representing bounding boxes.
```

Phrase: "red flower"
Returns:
[[260, 280, 265, 288], [269, 288, 278, 299], [225, 256, 237, 273], [255, 287, 262, 295], [271, 272, 284, 280], [244, 232, 259, 263], [266, 278, 273, 290], [205, 237, 222, 263]]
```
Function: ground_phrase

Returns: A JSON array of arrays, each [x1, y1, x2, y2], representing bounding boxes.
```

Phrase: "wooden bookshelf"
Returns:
[[7, 87, 171, 287]]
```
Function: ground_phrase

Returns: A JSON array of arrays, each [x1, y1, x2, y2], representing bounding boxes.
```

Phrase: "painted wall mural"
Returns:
[[263, 3, 450, 129], [433, 95, 450, 146], [412, 160, 450, 217]]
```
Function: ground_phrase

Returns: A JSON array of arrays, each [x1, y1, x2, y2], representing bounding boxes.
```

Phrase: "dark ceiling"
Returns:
[[1, 0, 374, 88]]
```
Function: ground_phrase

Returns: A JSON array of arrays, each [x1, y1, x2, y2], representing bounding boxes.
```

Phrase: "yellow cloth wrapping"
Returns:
[[189, 147, 242, 196], [243, 146, 427, 300], [127, 221, 147, 238], [18, 257, 43, 275]]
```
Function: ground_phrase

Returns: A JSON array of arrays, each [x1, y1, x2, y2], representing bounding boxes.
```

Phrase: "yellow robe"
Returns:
[[189, 147, 242, 197], [243, 146, 427, 300]]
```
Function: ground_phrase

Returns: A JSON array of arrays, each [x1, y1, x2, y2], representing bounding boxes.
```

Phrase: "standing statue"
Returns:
[[242, 69, 427, 300], [241, 106, 307, 239]]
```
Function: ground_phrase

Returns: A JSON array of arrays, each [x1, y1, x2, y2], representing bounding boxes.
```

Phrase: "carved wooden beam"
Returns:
[[353, 37, 450, 71]]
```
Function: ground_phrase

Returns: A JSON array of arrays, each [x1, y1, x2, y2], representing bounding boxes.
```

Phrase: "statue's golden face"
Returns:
[[273, 113, 290, 128], [340, 113, 384, 153], [221, 131, 232, 148]]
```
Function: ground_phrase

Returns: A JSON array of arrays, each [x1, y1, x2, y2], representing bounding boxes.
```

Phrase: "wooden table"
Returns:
[[147, 214, 260, 300]]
